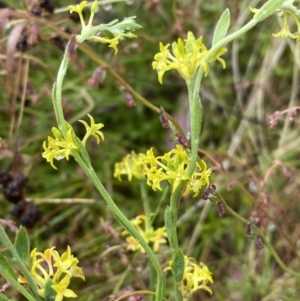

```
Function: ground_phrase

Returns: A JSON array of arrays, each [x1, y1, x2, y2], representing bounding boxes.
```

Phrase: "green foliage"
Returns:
[[14, 226, 30, 263], [1, 0, 300, 300]]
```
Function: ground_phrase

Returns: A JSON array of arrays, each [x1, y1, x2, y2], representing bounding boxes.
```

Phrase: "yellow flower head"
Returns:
[[165, 256, 213, 300], [79, 114, 104, 146], [122, 214, 167, 253], [114, 152, 146, 181], [68, 1, 88, 29], [152, 31, 227, 84], [143, 145, 211, 196], [42, 128, 78, 170], [68, 1, 141, 55], [42, 116, 104, 169], [23, 246, 84, 301], [272, 11, 298, 40]]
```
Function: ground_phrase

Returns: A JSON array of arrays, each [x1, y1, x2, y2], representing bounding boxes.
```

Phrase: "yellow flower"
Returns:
[[272, 12, 298, 39], [165, 256, 213, 300], [89, 34, 123, 55], [114, 152, 146, 181], [143, 145, 211, 196], [122, 215, 167, 253], [52, 275, 77, 301], [79, 114, 104, 146], [68, 1, 87, 29], [152, 31, 227, 84], [24, 246, 84, 301], [42, 117, 105, 169], [42, 128, 78, 170]]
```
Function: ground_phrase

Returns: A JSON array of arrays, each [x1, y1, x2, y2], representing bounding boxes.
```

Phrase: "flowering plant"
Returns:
[[2, 1, 300, 301]]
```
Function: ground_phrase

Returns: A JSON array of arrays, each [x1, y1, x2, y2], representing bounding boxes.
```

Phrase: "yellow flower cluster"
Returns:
[[165, 256, 213, 300], [42, 115, 104, 169], [143, 145, 211, 197], [114, 152, 146, 181], [68, 1, 138, 54], [122, 214, 167, 253], [114, 145, 211, 196], [19, 246, 85, 301], [42, 127, 78, 170], [152, 31, 227, 84]]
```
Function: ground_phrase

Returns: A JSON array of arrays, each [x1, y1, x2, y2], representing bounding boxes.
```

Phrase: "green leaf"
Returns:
[[164, 206, 176, 249], [0, 253, 17, 281], [172, 249, 185, 282], [254, 0, 284, 21], [0, 254, 37, 301], [212, 8, 230, 47], [14, 227, 30, 263], [44, 280, 57, 301]]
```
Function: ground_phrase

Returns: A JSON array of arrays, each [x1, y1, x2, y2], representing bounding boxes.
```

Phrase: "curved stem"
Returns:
[[51, 37, 165, 301], [216, 192, 300, 279], [73, 152, 165, 300]]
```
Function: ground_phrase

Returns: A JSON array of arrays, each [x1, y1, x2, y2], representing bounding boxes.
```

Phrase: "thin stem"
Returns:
[[51, 44, 165, 300], [140, 182, 151, 230], [216, 193, 300, 279], [73, 152, 165, 300]]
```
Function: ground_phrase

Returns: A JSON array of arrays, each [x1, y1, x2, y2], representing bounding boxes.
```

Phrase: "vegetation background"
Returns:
[[0, 0, 299, 300]]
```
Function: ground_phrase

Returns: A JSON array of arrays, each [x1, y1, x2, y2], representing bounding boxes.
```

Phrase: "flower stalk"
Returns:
[[46, 4, 165, 300]]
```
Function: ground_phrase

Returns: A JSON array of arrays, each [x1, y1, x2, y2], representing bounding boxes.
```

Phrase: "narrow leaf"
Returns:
[[172, 249, 185, 282], [212, 8, 230, 47], [44, 280, 57, 301], [164, 207, 176, 248], [14, 226, 30, 263], [0, 253, 17, 281], [0, 258, 37, 301]]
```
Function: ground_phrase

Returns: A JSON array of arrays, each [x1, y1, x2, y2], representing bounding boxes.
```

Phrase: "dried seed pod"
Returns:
[[217, 201, 225, 217], [175, 133, 189, 149], [159, 107, 169, 129], [67, 35, 77, 61], [87, 67, 107, 87], [255, 236, 264, 250], [202, 184, 216, 200], [245, 222, 252, 236]]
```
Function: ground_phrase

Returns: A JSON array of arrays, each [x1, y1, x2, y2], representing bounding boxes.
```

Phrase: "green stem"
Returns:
[[216, 193, 300, 279], [206, 0, 284, 64], [140, 181, 151, 230], [139, 182, 156, 294], [73, 153, 165, 300], [51, 38, 165, 301]]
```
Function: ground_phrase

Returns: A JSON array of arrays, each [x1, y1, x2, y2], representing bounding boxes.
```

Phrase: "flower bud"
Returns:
[[217, 201, 225, 217], [91, 0, 98, 13], [67, 34, 77, 61], [51, 127, 63, 139], [159, 107, 169, 129], [245, 222, 252, 236], [256, 236, 264, 250], [175, 133, 189, 149], [87, 67, 106, 87], [202, 184, 216, 200], [123, 89, 136, 107]]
